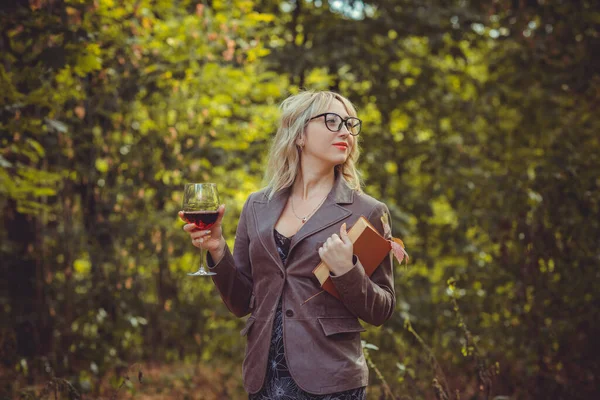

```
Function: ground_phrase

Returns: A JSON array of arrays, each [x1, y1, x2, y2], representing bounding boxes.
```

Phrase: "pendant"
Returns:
[[301, 217, 307, 223]]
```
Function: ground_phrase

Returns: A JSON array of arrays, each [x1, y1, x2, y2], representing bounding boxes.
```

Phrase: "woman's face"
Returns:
[[300, 100, 356, 168]]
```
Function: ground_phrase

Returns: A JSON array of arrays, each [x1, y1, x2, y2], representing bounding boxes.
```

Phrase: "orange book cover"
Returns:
[[312, 216, 392, 300]]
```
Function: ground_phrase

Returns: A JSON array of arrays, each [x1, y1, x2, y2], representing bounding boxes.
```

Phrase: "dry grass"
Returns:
[[11, 361, 246, 400]]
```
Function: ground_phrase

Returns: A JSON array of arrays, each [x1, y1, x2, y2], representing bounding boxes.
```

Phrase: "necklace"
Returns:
[[290, 194, 328, 224]]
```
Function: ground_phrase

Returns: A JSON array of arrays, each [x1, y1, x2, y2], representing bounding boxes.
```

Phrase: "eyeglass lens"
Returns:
[[325, 113, 361, 135]]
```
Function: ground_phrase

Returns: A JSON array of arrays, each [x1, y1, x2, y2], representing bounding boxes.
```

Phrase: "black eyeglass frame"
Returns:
[[308, 113, 362, 136]]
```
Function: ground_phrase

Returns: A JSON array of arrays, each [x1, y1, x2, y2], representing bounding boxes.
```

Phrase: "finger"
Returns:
[[191, 230, 212, 240], [214, 204, 226, 226], [184, 224, 204, 233], [178, 211, 185, 222], [340, 223, 351, 244], [193, 234, 212, 243], [331, 233, 341, 243], [183, 224, 198, 233], [318, 246, 325, 257]]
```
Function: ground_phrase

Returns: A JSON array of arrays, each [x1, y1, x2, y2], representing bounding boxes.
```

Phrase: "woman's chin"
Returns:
[[327, 158, 346, 168], [334, 155, 349, 165], [303, 153, 346, 169]]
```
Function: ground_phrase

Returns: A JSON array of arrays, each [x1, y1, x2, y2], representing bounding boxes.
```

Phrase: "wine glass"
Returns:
[[182, 183, 220, 276]]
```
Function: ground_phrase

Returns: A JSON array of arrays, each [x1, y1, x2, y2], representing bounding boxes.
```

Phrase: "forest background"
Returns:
[[1, 0, 599, 399]]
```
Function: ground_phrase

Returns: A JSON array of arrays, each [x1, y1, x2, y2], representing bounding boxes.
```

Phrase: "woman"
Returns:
[[181, 90, 395, 398]]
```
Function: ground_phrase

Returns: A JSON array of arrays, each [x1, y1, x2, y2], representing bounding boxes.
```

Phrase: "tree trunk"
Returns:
[[3, 200, 47, 372]]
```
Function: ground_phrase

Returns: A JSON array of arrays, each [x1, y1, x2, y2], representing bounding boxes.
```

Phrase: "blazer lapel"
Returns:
[[252, 174, 355, 271], [252, 188, 289, 272], [288, 174, 354, 257]]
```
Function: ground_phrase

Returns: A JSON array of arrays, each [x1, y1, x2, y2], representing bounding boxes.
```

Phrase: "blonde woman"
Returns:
[[181, 91, 395, 398]]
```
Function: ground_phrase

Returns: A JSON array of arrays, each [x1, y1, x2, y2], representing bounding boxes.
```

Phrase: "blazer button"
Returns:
[[285, 309, 294, 317]]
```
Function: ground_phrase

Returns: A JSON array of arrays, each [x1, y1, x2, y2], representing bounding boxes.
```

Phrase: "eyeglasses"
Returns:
[[308, 113, 362, 136]]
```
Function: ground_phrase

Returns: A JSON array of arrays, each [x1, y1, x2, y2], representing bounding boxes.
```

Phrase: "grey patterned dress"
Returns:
[[248, 230, 366, 400]]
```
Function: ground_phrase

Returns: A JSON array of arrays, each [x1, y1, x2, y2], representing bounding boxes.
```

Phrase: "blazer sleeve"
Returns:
[[206, 196, 254, 318], [330, 201, 396, 326]]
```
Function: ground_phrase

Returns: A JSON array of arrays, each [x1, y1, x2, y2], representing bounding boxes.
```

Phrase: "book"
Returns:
[[312, 216, 393, 300]]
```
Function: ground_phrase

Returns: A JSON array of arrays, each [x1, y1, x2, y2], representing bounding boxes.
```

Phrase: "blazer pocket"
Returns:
[[240, 316, 256, 337], [317, 317, 366, 339]]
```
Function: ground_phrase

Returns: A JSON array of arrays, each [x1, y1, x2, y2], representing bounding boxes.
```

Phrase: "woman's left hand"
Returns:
[[318, 223, 354, 276]]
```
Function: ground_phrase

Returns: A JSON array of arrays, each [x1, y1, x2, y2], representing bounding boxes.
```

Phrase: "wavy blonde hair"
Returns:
[[264, 90, 363, 199]]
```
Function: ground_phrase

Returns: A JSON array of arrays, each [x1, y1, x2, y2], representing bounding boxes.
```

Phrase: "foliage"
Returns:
[[1, 0, 598, 399]]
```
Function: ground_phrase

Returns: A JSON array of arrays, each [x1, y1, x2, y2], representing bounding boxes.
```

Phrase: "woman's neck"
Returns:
[[292, 167, 335, 201]]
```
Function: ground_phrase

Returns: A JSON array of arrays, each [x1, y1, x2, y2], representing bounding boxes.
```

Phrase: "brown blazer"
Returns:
[[208, 175, 395, 395]]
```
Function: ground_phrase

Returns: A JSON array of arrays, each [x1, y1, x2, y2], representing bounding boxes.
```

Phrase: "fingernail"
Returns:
[[199, 238, 204, 243]]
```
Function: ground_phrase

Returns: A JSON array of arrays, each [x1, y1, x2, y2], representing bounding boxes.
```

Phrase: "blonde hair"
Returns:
[[264, 90, 363, 199]]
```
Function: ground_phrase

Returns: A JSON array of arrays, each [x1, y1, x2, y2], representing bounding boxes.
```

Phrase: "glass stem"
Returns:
[[199, 248, 206, 272]]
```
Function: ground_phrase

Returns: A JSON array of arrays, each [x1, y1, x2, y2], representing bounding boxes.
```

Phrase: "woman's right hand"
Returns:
[[179, 204, 227, 260]]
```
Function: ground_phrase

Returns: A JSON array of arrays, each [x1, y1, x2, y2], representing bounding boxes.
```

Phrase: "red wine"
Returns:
[[183, 211, 219, 230]]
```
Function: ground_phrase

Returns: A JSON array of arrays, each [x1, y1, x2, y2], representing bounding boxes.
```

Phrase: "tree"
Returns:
[[1, 0, 598, 398]]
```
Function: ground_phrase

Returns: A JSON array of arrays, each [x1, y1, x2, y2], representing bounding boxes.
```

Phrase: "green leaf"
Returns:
[[0, 155, 13, 168], [45, 118, 68, 133], [26, 138, 45, 157], [95, 158, 109, 173]]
